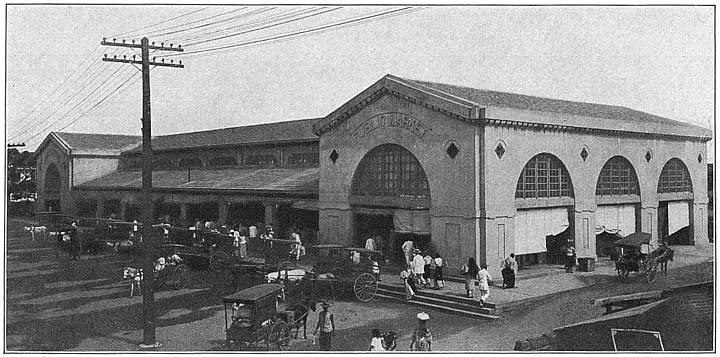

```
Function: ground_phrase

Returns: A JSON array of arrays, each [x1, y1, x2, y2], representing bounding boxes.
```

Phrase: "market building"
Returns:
[[34, 74, 712, 276]]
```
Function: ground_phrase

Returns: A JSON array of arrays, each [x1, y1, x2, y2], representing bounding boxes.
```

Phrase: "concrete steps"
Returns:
[[376, 284, 501, 320]]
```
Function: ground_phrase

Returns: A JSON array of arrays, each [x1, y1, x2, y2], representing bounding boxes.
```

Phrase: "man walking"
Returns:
[[501, 253, 517, 288], [314, 301, 335, 351]]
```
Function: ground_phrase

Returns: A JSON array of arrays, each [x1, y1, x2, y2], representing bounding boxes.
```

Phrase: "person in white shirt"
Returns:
[[291, 229, 302, 261], [477, 263, 492, 306], [249, 224, 257, 239], [369, 329, 385, 351], [365, 236, 376, 251], [411, 249, 427, 286], [401, 240, 414, 267], [433, 253, 445, 289], [238, 226, 248, 259]]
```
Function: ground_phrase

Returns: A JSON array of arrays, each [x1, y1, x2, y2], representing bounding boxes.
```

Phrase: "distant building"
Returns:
[[32, 75, 711, 276]]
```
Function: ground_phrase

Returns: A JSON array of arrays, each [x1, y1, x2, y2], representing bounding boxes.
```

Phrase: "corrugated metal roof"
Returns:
[[55, 132, 141, 154], [77, 167, 319, 194], [126, 118, 320, 153], [404, 78, 710, 136]]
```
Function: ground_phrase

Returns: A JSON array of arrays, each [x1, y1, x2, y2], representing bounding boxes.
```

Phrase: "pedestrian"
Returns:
[[249, 223, 258, 240], [410, 312, 433, 351], [477, 263, 491, 306], [238, 225, 248, 259], [501, 253, 517, 289], [424, 253, 435, 288], [433, 253, 445, 289], [291, 228, 303, 261], [411, 249, 427, 286], [564, 241, 576, 273], [365, 235, 377, 251], [313, 301, 335, 351], [461, 257, 479, 298], [232, 227, 241, 258], [401, 240, 414, 267], [400, 268, 416, 300], [69, 222, 81, 260], [369, 328, 385, 351]]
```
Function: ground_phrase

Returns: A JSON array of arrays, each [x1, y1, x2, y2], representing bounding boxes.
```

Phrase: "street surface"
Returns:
[[5, 219, 714, 351]]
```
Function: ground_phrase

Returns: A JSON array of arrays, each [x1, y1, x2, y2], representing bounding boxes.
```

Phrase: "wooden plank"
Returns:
[[593, 291, 662, 307]]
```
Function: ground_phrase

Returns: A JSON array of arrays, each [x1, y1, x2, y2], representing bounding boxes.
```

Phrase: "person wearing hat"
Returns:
[[411, 249, 427, 286], [410, 312, 433, 351], [313, 300, 335, 351]]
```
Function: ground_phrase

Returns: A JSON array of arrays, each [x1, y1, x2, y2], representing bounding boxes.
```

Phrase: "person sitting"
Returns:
[[231, 303, 253, 328]]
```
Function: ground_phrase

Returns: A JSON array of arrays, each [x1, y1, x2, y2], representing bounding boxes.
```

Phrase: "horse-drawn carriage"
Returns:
[[122, 252, 190, 297], [305, 244, 380, 302], [223, 283, 316, 351], [614, 232, 673, 284]]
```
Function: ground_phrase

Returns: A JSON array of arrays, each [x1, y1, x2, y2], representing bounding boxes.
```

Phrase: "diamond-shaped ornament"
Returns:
[[580, 147, 588, 161], [495, 143, 505, 159], [698, 153, 703, 164], [645, 151, 652, 163], [330, 149, 339, 163], [446, 143, 459, 159]]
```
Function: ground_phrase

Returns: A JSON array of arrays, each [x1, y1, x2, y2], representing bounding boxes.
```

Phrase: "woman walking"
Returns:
[[462, 257, 479, 298], [410, 312, 433, 351]]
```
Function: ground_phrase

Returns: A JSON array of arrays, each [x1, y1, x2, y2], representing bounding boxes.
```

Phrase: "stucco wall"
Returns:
[[482, 117, 709, 275], [36, 140, 71, 214], [73, 157, 120, 186], [318, 93, 480, 267]]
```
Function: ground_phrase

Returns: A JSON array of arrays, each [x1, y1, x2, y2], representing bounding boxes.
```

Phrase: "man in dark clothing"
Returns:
[[501, 253, 517, 288], [313, 301, 335, 351]]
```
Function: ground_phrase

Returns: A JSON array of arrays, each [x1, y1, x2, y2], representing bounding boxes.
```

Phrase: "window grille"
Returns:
[[288, 152, 319, 165], [208, 156, 237, 167], [179, 157, 203, 169], [657, 158, 692, 193], [595, 156, 639, 196], [246, 155, 277, 166], [351, 144, 429, 198], [516, 154, 573, 199]]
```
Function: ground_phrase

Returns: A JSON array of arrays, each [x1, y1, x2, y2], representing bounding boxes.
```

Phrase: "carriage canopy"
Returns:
[[614, 232, 651, 248], [223, 284, 284, 304]]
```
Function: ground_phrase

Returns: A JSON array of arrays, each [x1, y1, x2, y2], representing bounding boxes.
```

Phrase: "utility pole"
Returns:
[[101, 37, 183, 348]]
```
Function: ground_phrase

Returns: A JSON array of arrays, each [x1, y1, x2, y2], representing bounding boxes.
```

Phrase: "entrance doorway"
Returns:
[[659, 201, 692, 245]]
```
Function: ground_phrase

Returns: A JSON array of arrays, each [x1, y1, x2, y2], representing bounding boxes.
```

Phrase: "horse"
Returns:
[[284, 294, 317, 339], [24, 225, 47, 241], [122, 267, 143, 298], [656, 248, 674, 275]]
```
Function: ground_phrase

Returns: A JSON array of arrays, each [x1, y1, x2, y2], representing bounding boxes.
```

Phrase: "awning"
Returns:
[[614, 232, 651, 247]]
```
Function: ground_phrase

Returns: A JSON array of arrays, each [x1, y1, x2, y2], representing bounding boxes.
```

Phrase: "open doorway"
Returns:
[[353, 213, 394, 255]]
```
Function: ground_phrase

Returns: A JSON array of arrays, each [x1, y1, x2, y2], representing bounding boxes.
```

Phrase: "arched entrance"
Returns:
[[595, 156, 641, 258], [515, 153, 575, 266], [44, 164, 62, 212], [350, 144, 431, 263], [657, 158, 694, 245]]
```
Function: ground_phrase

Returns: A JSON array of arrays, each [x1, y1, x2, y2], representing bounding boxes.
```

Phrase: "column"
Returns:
[[640, 197, 659, 246], [96, 197, 105, 219], [218, 201, 229, 226], [264, 202, 278, 229], [179, 203, 188, 227], [691, 202, 709, 245]]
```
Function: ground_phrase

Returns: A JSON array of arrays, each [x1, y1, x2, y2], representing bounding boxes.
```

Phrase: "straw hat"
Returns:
[[416, 312, 430, 321]]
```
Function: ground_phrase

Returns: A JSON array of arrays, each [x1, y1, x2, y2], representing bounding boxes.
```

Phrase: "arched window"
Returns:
[[179, 157, 203, 169], [658, 158, 692, 193], [44, 164, 61, 195], [351, 144, 429, 198], [154, 158, 173, 170], [208, 156, 237, 167], [596, 156, 640, 196], [516, 153, 573, 199]]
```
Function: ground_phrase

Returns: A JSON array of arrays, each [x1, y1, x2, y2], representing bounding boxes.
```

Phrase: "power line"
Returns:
[[139, 8, 245, 39], [174, 7, 296, 43], [170, 7, 419, 58], [184, 7, 341, 47], [111, 7, 209, 38]]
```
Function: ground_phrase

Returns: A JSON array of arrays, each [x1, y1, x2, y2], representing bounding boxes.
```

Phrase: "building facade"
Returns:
[[34, 75, 711, 276]]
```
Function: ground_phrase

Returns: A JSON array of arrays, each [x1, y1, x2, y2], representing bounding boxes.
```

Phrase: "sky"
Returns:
[[4, 5, 715, 160]]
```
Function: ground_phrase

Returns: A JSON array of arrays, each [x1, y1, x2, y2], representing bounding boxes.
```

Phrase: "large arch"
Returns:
[[595, 156, 642, 256], [657, 158, 694, 243], [350, 143, 431, 260], [514, 153, 575, 266]]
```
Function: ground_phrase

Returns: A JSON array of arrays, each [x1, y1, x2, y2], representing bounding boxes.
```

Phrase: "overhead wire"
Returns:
[[173, 7, 294, 43], [111, 7, 209, 38], [168, 7, 419, 58], [139, 8, 246, 39]]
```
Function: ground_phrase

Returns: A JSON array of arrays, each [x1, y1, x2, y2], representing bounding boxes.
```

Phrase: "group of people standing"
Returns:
[[400, 240, 446, 300]]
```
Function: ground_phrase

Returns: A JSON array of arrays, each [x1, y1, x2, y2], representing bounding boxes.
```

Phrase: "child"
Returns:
[[433, 253, 445, 289]]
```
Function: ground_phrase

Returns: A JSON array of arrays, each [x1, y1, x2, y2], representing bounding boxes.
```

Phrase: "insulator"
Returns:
[[122, 39, 126, 44], [113, 55, 117, 59], [104, 53, 108, 58], [132, 39, 135, 44], [152, 42, 155, 46], [103, 37, 107, 42], [153, 57, 156, 62], [161, 59, 165, 63], [170, 59, 173, 63], [169, 43, 173, 48], [161, 42, 164, 47], [132, 55, 136, 60], [113, 38, 117, 42], [179, 60, 182, 65], [178, 45, 182, 49], [123, 55, 126, 60]]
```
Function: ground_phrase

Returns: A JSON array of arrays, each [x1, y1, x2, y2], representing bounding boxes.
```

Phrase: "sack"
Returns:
[[460, 264, 469, 274]]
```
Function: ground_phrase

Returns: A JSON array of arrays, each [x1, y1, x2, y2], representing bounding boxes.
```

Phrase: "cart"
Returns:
[[306, 244, 380, 302], [223, 284, 291, 351], [614, 232, 665, 284]]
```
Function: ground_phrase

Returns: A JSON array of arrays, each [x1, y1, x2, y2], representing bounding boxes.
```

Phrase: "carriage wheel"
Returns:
[[171, 264, 190, 289], [210, 251, 228, 272], [267, 321, 290, 351], [353, 273, 378, 302]]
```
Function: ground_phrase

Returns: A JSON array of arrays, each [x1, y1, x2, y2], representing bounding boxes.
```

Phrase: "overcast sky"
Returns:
[[4, 5, 715, 160]]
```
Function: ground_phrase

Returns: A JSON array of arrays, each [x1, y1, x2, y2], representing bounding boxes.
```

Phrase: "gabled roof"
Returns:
[[126, 118, 320, 153], [77, 167, 319, 195], [35, 132, 141, 156], [315, 74, 712, 140]]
